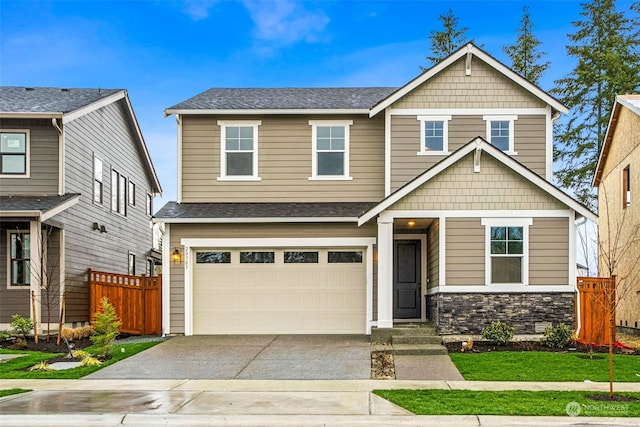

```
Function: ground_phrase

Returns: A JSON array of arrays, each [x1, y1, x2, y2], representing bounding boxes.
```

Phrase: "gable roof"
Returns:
[[593, 94, 640, 186], [369, 43, 568, 117], [165, 87, 397, 115], [358, 137, 596, 225], [0, 86, 162, 194]]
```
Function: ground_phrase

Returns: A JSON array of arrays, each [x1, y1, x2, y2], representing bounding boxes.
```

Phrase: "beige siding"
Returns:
[[391, 56, 546, 110], [0, 118, 59, 196], [168, 222, 376, 334], [181, 114, 385, 203], [390, 115, 547, 191], [446, 218, 484, 285], [529, 217, 569, 285], [392, 152, 565, 211], [598, 105, 640, 330], [427, 219, 440, 289]]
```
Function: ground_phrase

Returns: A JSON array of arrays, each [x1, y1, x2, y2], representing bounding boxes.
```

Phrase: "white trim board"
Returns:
[[154, 217, 359, 224], [426, 285, 575, 294], [180, 237, 376, 248], [166, 108, 371, 116]]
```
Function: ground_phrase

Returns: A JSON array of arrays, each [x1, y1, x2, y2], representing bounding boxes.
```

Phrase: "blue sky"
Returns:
[[0, 0, 636, 209]]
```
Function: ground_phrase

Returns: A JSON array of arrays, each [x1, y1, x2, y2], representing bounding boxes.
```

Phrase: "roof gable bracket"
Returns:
[[474, 143, 482, 173], [466, 47, 472, 76]]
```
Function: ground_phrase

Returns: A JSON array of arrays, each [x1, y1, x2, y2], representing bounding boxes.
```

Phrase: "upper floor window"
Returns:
[[217, 120, 262, 181], [111, 169, 127, 216], [128, 181, 136, 206], [309, 120, 353, 180], [417, 115, 451, 155], [484, 115, 518, 154], [1, 130, 29, 176], [128, 252, 135, 275], [93, 156, 103, 204], [623, 165, 631, 209], [8, 231, 30, 287], [482, 218, 531, 285], [146, 193, 153, 216]]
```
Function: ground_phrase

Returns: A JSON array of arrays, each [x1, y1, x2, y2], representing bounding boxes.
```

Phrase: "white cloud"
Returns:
[[182, 0, 218, 20], [241, 0, 329, 45]]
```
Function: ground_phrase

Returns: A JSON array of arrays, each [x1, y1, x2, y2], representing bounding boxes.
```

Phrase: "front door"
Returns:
[[393, 240, 421, 319]]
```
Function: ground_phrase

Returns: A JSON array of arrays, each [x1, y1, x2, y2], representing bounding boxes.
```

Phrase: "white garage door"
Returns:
[[192, 248, 367, 334]]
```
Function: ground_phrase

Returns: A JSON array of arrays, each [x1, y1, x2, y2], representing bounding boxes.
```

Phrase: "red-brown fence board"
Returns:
[[576, 277, 615, 345], [89, 269, 162, 335]]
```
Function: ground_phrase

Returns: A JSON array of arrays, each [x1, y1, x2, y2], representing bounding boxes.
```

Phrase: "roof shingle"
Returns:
[[0, 87, 122, 114]]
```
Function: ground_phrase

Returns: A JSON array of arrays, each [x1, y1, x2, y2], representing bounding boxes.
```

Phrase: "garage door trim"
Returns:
[[180, 237, 376, 335]]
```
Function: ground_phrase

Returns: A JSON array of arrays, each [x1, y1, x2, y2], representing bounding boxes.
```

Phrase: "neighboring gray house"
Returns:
[[157, 44, 596, 336], [0, 87, 162, 331]]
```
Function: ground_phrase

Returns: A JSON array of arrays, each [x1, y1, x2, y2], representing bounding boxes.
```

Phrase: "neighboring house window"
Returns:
[[417, 115, 452, 155], [146, 193, 153, 216], [93, 156, 103, 204], [217, 120, 262, 181], [0, 130, 29, 176], [111, 169, 127, 216], [483, 115, 518, 154], [309, 120, 353, 180], [128, 252, 135, 275], [128, 181, 136, 206], [623, 165, 631, 208], [481, 218, 532, 285], [8, 231, 30, 286], [147, 258, 155, 276]]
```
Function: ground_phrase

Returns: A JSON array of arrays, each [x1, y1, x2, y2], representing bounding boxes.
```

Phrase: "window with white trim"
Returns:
[[111, 169, 127, 216], [93, 156, 103, 204], [8, 231, 30, 286], [1, 130, 29, 176], [623, 165, 631, 208], [417, 115, 451, 154], [217, 121, 261, 180], [481, 218, 531, 285], [128, 181, 136, 206], [128, 252, 135, 275], [146, 193, 153, 216], [483, 115, 518, 154], [309, 120, 353, 180]]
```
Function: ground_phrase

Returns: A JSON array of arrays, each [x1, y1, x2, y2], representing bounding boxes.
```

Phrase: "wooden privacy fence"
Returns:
[[576, 277, 615, 345], [89, 269, 162, 335]]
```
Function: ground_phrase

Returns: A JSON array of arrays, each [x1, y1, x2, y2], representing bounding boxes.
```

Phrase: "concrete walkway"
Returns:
[[1, 379, 638, 426]]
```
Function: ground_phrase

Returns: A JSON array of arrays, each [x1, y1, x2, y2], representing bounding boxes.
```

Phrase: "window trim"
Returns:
[[7, 230, 31, 288], [93, 155, 103, 205], [623, 165, 631, 209], [416, 115, 452, 155], [217, 120, 262, 181], [483, 115, 518, 155], [128, 181, 136, 206], [128, 252, 136, 276], [146, 193, 153, 216], [308, 120, 353, 181], [111, 169, 127, 216], [481, 218, 532, 286], [0, 129, 30, 178]]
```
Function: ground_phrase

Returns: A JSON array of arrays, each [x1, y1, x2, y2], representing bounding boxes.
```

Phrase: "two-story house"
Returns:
[[0, 87, 162, 332], [157, 44, 595, 336], [593, 94, 640, 335]]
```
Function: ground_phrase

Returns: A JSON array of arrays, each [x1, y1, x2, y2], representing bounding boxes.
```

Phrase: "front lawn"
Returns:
[[0, 341, 161, 379], [374, 390, 640, 416], [450, 351, 640, 382], [0, 388, 31, 398]]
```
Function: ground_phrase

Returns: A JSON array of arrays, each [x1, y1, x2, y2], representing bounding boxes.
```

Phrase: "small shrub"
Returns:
[[481, 321, 515, 345], [10, 314, 34, 338], [0, 329, 12, 342], [79, 356, 101, 367], [28, 361, 51, 372], [543, 323, 573, 348], [90, 297, 122, 358]]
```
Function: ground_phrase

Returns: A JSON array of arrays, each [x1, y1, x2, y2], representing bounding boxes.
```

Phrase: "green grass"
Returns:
[[0, 341, 161, 379], [450, 351, 640, 382], [0, 388, 31, 398], [374, 390, 640, 416]]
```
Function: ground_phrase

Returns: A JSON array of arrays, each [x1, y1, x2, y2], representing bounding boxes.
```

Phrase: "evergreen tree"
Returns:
[[552, 0, 640, 209], [502, 6, 550, 86], [422, 9, 470, 69]]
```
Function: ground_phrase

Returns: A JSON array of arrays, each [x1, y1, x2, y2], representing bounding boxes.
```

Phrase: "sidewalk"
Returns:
[[1, 379, 638, 426]]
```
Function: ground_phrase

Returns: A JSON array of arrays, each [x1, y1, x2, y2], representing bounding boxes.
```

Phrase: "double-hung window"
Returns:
[[9, 231, 30, 286], [1, 130, 29, 176], [111, 169, 127, 216], [483, 115, 518, 154], [482, 218, 531, 285], [417, 115, 451, 155], [309, 120, 352, 180], [218, 121, 261, 181], [93, 156, 103, 204], [623, 165, 631, 208]]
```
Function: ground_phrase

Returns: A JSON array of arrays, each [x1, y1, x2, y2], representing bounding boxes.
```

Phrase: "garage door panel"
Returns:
[[193, 248, 366, 334]]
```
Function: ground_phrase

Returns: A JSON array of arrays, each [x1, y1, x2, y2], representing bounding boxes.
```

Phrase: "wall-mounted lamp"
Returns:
[[407, 220, 416, 227], [171, 247, 183, 264], [92, 222, 100, 231], [100, 225, 107, 233]]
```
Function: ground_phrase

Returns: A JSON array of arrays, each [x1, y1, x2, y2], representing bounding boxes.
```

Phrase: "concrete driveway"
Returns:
[[85, 335, 372, 380]]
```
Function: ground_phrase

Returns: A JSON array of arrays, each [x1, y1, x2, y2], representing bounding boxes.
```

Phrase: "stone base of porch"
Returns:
[[426, 292, 575, 335]]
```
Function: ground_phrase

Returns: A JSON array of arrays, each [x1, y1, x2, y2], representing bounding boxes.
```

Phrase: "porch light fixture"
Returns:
[[407, 220, 416, 227], [171, 247, 182, 264]]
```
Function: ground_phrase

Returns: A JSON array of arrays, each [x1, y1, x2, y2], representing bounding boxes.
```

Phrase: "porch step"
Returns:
[[392, 344, 449, 356], [392, 334, 442, 345]]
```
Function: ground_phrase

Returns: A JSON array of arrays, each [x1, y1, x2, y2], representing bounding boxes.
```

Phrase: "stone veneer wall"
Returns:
[[426, 292, 575, 335]]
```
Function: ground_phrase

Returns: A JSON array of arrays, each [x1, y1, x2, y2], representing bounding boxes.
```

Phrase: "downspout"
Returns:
[[52, 118, 64, 195]]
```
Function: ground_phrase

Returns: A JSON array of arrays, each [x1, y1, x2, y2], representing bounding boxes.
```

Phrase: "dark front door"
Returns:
[[393, 240, 421, 319]]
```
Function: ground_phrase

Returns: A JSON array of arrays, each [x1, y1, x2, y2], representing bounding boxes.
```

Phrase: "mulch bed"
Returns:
[[445, 340, 638, 355]]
